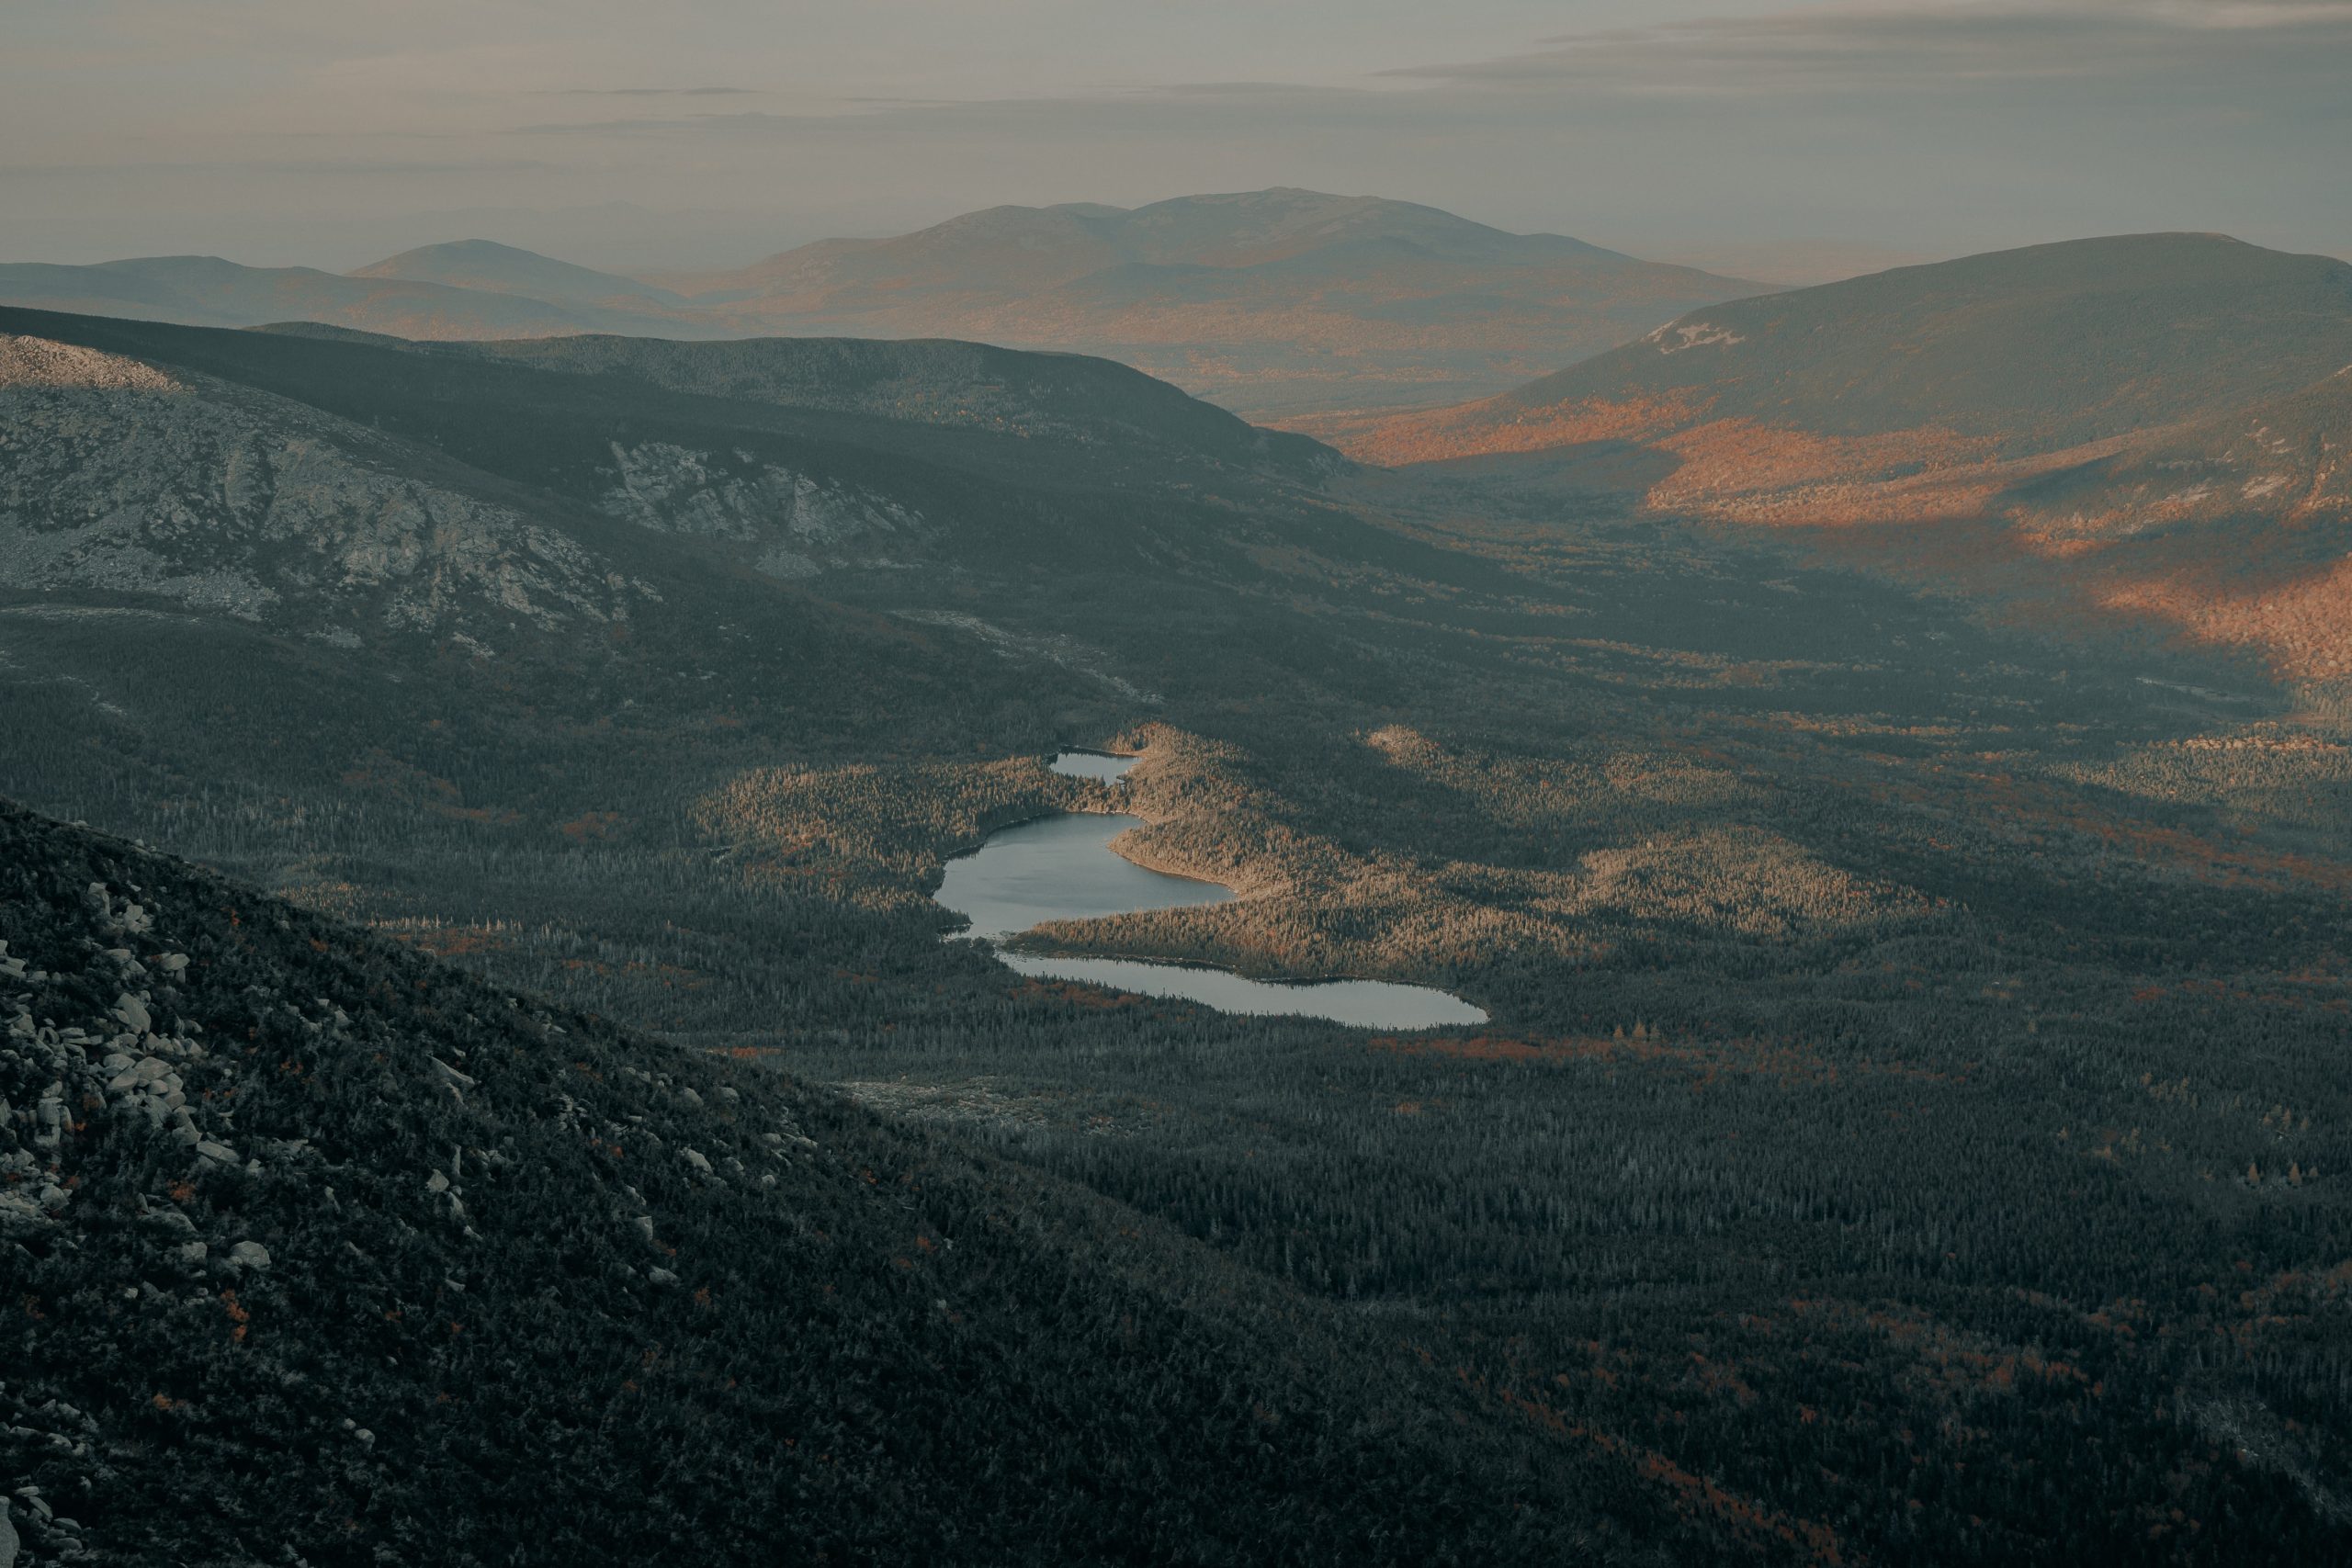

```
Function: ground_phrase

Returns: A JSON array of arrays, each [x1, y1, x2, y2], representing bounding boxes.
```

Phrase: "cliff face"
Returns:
[[0, 333, 645, 643]]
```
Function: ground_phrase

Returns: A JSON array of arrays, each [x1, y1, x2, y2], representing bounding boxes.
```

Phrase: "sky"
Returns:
[[5, 0, 2348, 276]]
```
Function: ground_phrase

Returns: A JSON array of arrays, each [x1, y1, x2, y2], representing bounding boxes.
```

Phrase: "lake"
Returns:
[[933, 811, 1231, 942], [933, 759, 1487, 1029]]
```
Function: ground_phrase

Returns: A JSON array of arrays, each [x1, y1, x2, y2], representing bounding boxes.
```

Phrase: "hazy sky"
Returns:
[[6, 0, 2348, 274]]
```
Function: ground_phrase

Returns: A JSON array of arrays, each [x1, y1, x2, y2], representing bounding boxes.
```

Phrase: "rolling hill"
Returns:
[[1317, 233, 2352, 463], [0, 304, 1370, 870], [0, 301, 1373, 831], [1317, 233, 2352, 682], [348, 237, 690, 310]]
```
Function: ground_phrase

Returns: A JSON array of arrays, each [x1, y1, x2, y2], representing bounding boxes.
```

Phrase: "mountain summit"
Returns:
[[678, 189, 1634, 298], [641, 188, 1769, 415], [348, 239, 688, 309]]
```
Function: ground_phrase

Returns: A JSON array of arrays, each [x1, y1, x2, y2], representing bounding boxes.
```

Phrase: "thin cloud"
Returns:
[[509, 83, 1470, 139], [539, 86, 759, 97], [2, 157, 565, 175], [508, 2, 2352, 142], [514, 110, 826, 134], [1387, 1, 2352, 96], [13, 0, 2350, 265]]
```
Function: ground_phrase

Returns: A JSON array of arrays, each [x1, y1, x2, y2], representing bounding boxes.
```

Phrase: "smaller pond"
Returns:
[[1047, 749, 1139, 784]]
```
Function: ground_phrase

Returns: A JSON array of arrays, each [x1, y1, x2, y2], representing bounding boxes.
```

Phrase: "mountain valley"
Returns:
[[18, 0, 2352, 1546], [5, 271, 2350, 1561]]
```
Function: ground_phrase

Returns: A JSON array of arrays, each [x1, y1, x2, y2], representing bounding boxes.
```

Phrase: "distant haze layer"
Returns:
[[6, 2, 2349, 269], [0, 190, 1778, 417]]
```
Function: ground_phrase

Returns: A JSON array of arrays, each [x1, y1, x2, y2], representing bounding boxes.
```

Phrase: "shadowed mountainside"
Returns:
[[425, 332, 1340, 473]]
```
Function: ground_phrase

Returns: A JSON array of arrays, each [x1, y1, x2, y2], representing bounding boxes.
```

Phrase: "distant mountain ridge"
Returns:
[[641, 188, 1770, 416], [0, 191, 1770, 417], [349, 237, 690, 309], [0, 254, 711, 342], [660, 189, 1637, 299]]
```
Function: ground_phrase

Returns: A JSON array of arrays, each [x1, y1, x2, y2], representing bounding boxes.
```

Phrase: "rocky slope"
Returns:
[[0, 334, 646, 642], [0, 307, 1344, 655]]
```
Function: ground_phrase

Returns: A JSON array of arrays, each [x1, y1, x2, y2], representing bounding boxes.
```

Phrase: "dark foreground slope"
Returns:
[[0, 799, 1666, 1566]]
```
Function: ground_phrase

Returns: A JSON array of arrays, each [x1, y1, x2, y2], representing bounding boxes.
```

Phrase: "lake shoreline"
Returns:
[[933, 755, 1487, 1029]]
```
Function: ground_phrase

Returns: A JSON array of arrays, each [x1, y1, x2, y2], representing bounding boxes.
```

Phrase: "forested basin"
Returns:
[[933, 771, 1487, 1028]]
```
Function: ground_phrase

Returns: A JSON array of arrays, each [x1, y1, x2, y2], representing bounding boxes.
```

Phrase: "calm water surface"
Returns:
[[998, 952, 1487, 1029], [934, 798, 1486, 1030], [934, 813, 1230, 942]]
